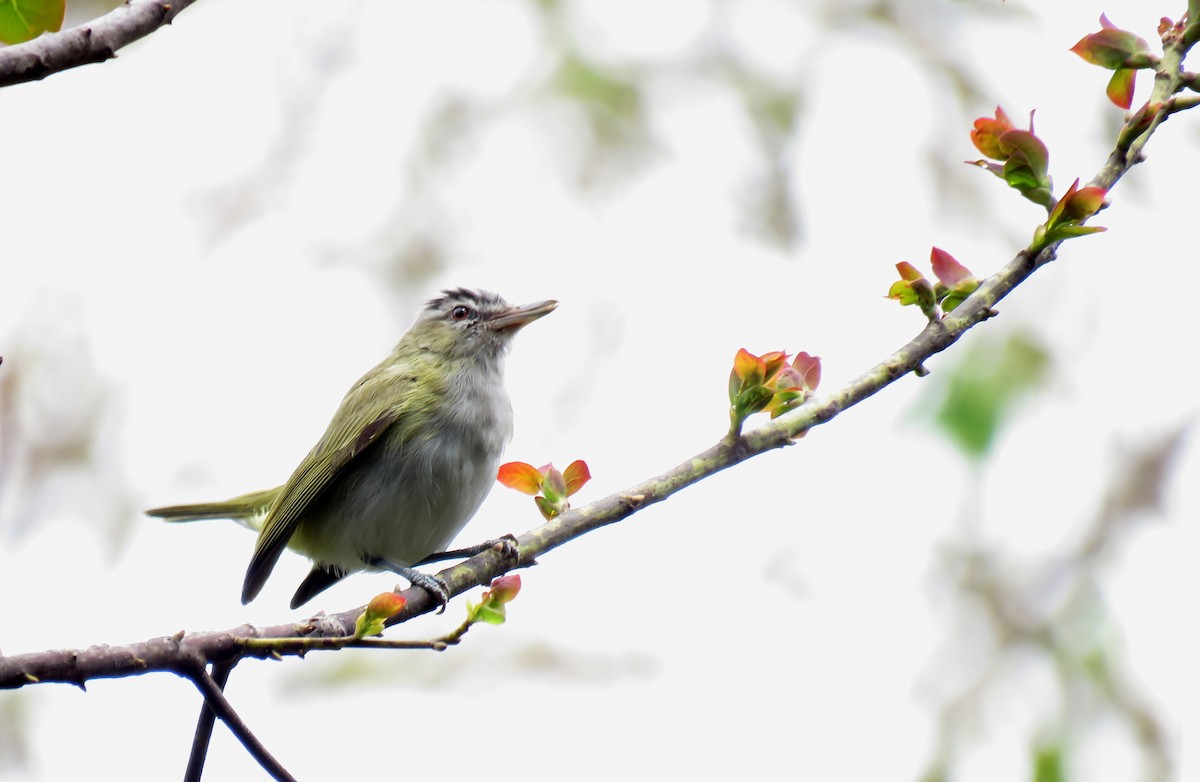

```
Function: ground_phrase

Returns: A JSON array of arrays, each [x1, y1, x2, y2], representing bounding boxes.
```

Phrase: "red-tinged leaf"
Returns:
[[773, 366, 804, 392], [1070, 17, 1150, 70], [541, 464, 567, 503], [1158, 17, 1174, 36], [354, 592, 408, 638], [896, 261, 924, 282], [1107, 68, 1136, 109], [0, 0, 65, 45], [969, 106, 1015, 160], [497, 462, 544, 495], [1046, 179, 1106, 229], [930, 247, 974, 288], [485, 574, 522, 604], [1064, 185, 1108, 221], [468, 576, 523, 626], [760, 351, 789, 382], [1073, 186, 1108, 214], [733, 348, 767, 387], [997, 129, 1050, 182], [562, 460, 591, 496], [792, 352, 822, 391], [367, 592, 407, 619]]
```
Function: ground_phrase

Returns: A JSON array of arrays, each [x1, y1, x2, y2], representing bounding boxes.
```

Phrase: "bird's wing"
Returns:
[[240, 361, 431, 604]]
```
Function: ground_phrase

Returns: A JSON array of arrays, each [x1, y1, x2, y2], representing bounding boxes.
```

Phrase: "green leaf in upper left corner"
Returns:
[[0, 0, 66, 45]]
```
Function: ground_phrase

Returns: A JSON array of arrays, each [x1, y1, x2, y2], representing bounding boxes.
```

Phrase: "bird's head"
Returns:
[[407, 288, 558, 364]]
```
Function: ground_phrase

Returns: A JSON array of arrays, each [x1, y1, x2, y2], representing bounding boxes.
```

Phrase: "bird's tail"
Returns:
[[146, 488, 276, 532]]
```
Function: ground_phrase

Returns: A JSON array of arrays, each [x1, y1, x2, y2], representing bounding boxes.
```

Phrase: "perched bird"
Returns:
[[147, 288, 557, 610]]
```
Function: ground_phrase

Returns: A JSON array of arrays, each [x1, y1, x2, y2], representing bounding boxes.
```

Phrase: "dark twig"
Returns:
[[0, 0, 201, 89], [183, 663, 296, 782], [183, 659, 236, 782]]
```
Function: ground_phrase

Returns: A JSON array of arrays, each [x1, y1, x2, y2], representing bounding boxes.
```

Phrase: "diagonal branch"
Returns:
[[183, 662, 297, 782], [0, 12, 1196, 692], [0, 0, 201, 89], [184, 659, 236, 782]]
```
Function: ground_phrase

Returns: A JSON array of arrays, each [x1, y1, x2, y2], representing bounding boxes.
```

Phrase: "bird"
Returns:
[[147, 288, 557, 610]]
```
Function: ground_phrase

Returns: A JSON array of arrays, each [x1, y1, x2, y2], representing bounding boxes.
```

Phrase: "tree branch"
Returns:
[[184, 659, 235, 782], [182, 662, 297, 782], [0, 8, 1195, 695], [0, 0, 200, 89]]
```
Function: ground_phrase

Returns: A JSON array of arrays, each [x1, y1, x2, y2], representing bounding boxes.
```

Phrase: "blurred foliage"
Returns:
[[922, 331, 1051, 459], [0, 292, 134, 547], [0, 693, 30, 772], [193, 0, 1005, 269], [284, 639, 654, 692], [923, 425, 1186, 781], [1031, 742, 1066, 782]]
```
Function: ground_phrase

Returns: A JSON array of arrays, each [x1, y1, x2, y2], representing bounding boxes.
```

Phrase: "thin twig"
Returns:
[[184, 659, 236, 782], [184, 663, 297, 782]]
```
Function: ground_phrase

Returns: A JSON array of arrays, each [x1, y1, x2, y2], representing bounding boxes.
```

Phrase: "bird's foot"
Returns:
[[364, 556, 450, 614], [401, 570, 450, 614], [414, 534, 521, 566]]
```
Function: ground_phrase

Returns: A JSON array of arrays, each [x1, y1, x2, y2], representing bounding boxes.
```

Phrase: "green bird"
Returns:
[[147, 288, 557, 610]]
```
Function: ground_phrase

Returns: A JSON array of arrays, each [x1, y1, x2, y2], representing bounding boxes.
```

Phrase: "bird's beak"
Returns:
[[487, 299, 559, 331]]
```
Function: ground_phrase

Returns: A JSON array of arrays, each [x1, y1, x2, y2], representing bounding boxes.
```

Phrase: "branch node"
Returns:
[[619, 494, 646, 510]]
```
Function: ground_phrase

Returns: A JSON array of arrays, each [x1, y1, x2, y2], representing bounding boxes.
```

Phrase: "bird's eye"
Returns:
[[451, 305, 473, 322]]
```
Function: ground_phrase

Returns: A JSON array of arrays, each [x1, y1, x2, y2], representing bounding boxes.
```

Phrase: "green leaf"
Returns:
[[922, 333, 1051, 459], [0, 0, 65, 45], [534, 495, 559, 520], [540, 463, 567, 503], [1047, 224, 1107, 241], [465, 577, 521, 626], [1106, 68, 1136, 109], [940, 290, 970, 313], [471, 603, 507, 625], [734, 385, 775, 417], [1031, 742, 1066, 782]]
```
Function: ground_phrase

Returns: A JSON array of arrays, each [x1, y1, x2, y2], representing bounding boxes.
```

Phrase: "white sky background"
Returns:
[[1, 0, 1198, 779]]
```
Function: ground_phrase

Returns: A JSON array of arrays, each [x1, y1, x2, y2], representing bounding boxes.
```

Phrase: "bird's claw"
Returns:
[[405, 571, 450, 614], [488, 534, 520, 562]]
